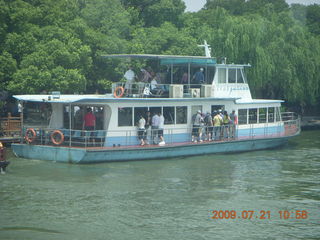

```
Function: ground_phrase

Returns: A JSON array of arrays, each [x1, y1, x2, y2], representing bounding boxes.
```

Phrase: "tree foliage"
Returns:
[[0, 0, 319, 113]]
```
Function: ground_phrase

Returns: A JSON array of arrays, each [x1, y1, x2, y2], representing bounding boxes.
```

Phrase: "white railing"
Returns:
[[112, 82, 208, 98]]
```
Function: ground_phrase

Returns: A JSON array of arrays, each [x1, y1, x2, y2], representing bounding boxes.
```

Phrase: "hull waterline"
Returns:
[[12, 136, 290, 164]]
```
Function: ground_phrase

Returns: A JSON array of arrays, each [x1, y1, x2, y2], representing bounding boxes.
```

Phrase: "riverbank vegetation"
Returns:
[[0, 0, 319, 113]]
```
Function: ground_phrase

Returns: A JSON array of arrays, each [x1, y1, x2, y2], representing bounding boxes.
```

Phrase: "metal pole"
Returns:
[[188, 62, 190, 90], [171, 64, 173, 84], [20, 101, 24, 143], [69, 103, 72, 147]]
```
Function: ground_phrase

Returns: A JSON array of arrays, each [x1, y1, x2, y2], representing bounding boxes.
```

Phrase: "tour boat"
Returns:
[[11, 42, 300, 163]]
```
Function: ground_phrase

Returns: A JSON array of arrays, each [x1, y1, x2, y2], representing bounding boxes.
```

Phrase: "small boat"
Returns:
[[11, 41, 300, 163]]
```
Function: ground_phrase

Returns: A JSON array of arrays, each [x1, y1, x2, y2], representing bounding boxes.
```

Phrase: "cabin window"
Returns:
[[259, 108, 267, 123], [176, 106, 187, 124], [237, 69, 244, 83], [211, 105, 224, 113], [118, 107, 132, 126], [268, 107, 275, 123], [249, 108, 258, 124], [134, 107, 148, 126], [238, 109, 248, 125], [191, 105, 203, 116], [149, 107, 162, 116], [163, 106, 175, 125], [24, 102, 52, 126], [218, 68, 226, 83], [228, 69, 236, 83]]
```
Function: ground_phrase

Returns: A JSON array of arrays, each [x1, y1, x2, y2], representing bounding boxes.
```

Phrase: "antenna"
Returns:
[[198, 40, 212, 58]]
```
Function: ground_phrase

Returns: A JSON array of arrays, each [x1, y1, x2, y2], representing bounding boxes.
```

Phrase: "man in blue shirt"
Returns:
[[193, 68, 205, 87]]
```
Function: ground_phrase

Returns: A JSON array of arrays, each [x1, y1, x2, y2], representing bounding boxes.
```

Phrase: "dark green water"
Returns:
[[1, 131, 319, 240]]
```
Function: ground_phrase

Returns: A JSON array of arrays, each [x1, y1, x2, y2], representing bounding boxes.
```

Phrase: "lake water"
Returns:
[[1, 130, 319, 240]]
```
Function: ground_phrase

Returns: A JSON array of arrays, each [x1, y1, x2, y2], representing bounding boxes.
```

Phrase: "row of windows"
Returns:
[[118, 106, 188, 127], [238, 107, 280, 125]]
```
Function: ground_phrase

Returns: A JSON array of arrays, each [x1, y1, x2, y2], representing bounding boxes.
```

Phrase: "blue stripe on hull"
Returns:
[[12, 137, 288, 164]]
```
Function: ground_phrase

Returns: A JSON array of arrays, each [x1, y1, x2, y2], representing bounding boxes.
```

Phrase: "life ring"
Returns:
[[25, 128, 37, 143], [114, 86, 124, 98], [51, 130, 64, 145]]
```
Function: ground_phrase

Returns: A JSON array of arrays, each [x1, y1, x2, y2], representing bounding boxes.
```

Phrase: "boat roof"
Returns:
[[102, 54, 217, 66], [236, 99, 284, 104], [13, 94, 239, 104]]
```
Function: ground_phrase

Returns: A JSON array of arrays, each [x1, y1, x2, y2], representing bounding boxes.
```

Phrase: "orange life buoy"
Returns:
[[113, 86, 124, 98], [51, 130, 64, 145], [25, 128, 37, 143]]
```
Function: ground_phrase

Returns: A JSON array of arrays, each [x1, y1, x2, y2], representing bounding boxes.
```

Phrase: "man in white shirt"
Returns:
[[124, 67, 135, 95], [158, 113, 165, 145], [150, 77, 163, 96], [151, 112, 160, 144], [138, 115, 146, 145]]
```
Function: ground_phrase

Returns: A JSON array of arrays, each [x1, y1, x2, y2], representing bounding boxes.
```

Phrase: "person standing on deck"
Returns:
[[192, 110, 203, 142], [158, 112, 165, 145], [204, 111, 213, 141], [229, 110, 238, 139], [222, 111, 231, 139], [124, 66, 135, 95], [151, 112, 160, 144], [213, 111, 222, 140], [144, 111, 151, 144], [192, 68, 204, 88], [83, 108, 96, 143], [141, 68, 152, 83], [138, 115, 146, 146]]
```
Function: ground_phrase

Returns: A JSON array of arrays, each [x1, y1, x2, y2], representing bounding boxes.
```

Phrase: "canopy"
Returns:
[[102, 54, 216, 66]]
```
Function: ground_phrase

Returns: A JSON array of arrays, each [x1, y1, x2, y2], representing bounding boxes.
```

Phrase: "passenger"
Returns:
[[124, 66, 135, 95], [218, 109, 224, 138], [18, 101, 22, 117], [229, 110, 238, 139], [199, 112, 206, 141], [213, 111, 222, 140], [222, 111, 231, 139], [150, 77, 163, 96], [138, 115, 146, 146], [151, 112, 160, 144], [75, 107, 84, 129], [144, 111, 151, 144], [181, 72, 188, 84], [192, 68, 204, 88], [204, 111, 213, 141], [192, 110, 203, 142], [140, 68, 152, 83], [158, 112, 165, 145], [83, 107, 96, 142]]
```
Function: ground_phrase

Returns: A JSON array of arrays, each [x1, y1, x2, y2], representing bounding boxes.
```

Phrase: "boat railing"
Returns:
[[112, 82, 210, 98], [20, 116, 300, 148]]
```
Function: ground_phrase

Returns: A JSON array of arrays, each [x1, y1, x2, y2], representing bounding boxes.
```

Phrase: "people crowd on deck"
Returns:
[[124, 66, 239, 146], [123, 66, 207, 97], [191, 109, 238, 142], [136, 108, 238, 146]]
